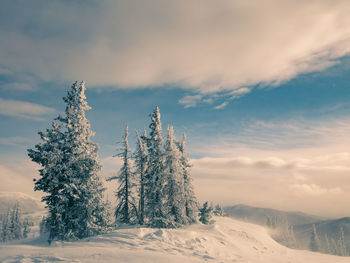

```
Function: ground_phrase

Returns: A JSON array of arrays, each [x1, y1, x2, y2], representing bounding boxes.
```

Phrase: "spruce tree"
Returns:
[[134, 130, 148, 225], [1, 208, 10, 242], [108, 125, 136, 224], [145, 106, 168, 227], [310, 224, 321, 252], [213, 204, 224, 216], [28, 121, 66, 241], [22, 218, 31, 238], [28, 81, 111, 241], [177, 134, 198, 223], [164, 126, 186, 227], [199, 202, 213, 225], [10, 203, 22, 240], [338, 227, 348, 256]]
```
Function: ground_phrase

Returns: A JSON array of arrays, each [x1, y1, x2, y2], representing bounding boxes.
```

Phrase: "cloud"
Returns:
[[214, 101, 229, 110], [2, 82, 35, 91], [289, 184, 342, 196], [1, 0, 350, 102], [178, 94, 203, 108], [190, 153, 350, 217], [0, 136, 33, 146], [0, 98, 55, 120]]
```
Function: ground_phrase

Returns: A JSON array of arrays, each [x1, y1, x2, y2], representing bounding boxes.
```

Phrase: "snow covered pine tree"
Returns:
[[107, 125, 137, 224], [28, 81, 111, 242], [199, 202, 214, 225], [164, 126, 186, 227], [177, 134, 198, 223], [134, 130, 149, 225], [144, 106, 169, 228]]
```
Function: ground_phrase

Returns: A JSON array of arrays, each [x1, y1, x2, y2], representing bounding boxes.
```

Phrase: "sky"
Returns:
[[1, 0, 350, 218]]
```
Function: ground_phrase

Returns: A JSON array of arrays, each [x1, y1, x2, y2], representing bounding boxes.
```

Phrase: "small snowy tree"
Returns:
[[310, 224, 321, 252], [0, 208, 10, 242], [134, 130, 148, 225], [108, 125, 137, 224], [22, 218, 31, 239], [9, 203, 22, 240], [324, 234, 332, 254], [144, 106, 168, 228], [337, 227, 348, 256], [177, 134, 198, 224], [199, 202, 214, 225], [28, 81, 111, 241], [213, 204, 224, 216], [164, 126, 186, 227]]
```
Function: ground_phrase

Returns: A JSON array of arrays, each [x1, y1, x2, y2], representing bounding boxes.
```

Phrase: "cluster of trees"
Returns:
[[0, 203, 31, 242], [310, 224, 348, 256], [267, 215, 348, 257], [266, 216, 297, 249], [107, 106, 199, 228], [28, 81, 214, 242]]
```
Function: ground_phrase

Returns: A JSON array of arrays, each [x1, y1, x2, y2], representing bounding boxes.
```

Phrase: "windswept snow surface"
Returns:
[[1, 217, 349, 263]]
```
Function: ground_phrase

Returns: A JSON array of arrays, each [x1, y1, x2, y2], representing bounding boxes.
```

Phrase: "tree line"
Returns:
[[0, 203, 31, 242]]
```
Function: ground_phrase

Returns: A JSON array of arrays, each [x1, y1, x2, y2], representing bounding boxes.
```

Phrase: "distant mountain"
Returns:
[[0, 192, 44, 215], [224, 204, 325, 226]]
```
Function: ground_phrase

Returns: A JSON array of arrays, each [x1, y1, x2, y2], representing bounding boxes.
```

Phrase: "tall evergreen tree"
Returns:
[[145, 106, 168, 227], [108, 125, 136, 224], [134, 130, 148, 225], [177, 134, 198, 223], [164, 126, 186, 227], [310, 224, 321, 252], [28, 81, 111, 241]]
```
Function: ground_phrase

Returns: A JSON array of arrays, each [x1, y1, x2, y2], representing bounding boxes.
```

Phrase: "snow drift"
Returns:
[[1, 217, 349, 263]]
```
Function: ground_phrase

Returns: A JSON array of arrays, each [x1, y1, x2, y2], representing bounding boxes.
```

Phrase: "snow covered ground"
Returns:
[[1, 217, 349, 263]]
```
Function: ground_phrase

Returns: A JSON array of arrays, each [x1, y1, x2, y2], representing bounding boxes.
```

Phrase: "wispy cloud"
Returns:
[[0, 98, 55, 120], [214, 101, 228, 110], [178, 94, 203, 108], [1, 0, 350, 102], [0, 136, 33, 146]]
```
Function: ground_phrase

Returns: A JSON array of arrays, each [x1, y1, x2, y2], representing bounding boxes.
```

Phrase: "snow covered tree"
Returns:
[[213, 204, 224, 216], [177, 134, 198, 224], [310, 224, 321, 252], [9, 203, 22, 240], [199, 202, 213, 225], [134, 130, 148, 225], [28, 81, 111, 241], [337, 227, 348, 256], [107, 125, 137, 224], [0, 208, 10, 242], [0, 204, 25, 242], [22, 218, 31, 238], [144, 106, 168, 227], [164, 126, 186, 227], [28, 120, 66, 241]]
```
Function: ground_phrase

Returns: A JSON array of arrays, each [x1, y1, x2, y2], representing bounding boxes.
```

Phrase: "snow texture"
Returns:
[[1, 217, 349, 263]]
